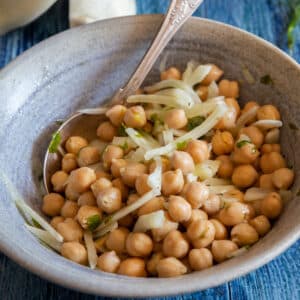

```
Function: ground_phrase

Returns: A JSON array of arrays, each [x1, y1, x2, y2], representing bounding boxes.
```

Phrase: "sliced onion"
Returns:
[[185, 64, 212, 86], [125, 128, 159, 150], [182, 60, 198, 82], [84, 230, 98, 269], [155, 88, 195, 107], [133, 210, 165, 232], [252, 120, 283, 129], [194, 160, 221, 180], [93, 222, 118, 239], [244, 187, 272, 202], [207, 81, 219, 99], [77, 107, 108, 115], [162, 129, 174, 145]]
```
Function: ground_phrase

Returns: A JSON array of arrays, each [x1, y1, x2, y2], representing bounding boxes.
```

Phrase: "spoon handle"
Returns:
[[112, 0, 203, 103]]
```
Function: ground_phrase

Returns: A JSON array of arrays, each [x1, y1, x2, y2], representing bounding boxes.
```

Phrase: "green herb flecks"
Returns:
[[87, 214, 101, 231], [287, 4, 300, 51], [260, 75, 274, 85], [176, 140, 189, 150], [187, 116, 205, 131], [117, 124, 128, 137], [32, 218, 42, 228], [120, 141, 129, 151], [236, 140, 251, 148], [48, 132, 61, 153]]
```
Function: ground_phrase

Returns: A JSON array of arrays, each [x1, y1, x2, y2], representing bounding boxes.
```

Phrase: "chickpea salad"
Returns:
[[5, 61, 294, 278]]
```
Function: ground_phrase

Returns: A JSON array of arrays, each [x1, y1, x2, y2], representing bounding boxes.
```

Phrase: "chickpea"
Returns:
[[105, 105, 127, 127], [127, 193, 139, 205], [106, 227, 129, 253], [126, 233, 153, 257], [153, 242, 163, 253], [240, 101, 259, 125], [261, 143, 281, 154], [102, 145, 124, 169], [137, 196, 165, 216], [135, 174, 151, 196], [151, 212, 178, 242], [211, 240, 238, 263], [97, 187, 122, 214], [232, 165, 258, 188], [156, 257, 187, 278], [118, 258, 147, 277], [202, 194, 221, 215], [186, 140, 209, 164], [62, 153, 78, 173], [118, 214, 134, 227], [260, 152, 286, 174], [168, 195, 192, 222], [212, 131, 234, 155], [68, 167, 96, 193], [224, 189, 244, 202], [120, 162, 147, 187], [97, 250, 121, 273], [143, 121, 153, 133], [164, 109, 187, 129], [149, 157, 170, 173], [162, 169, 184, 196], [160, 67, 181, 80], [65, 184, 80, 202], [65, 136, 88, 155], [42, 193, 65, 217], [61, 242, 87, 265], [215, 98, 239, 130], [210, 219, 228, 240], [123, 106, 147, 128], [196, 85, 208, 101], [111, 159, 127, 178], [187, 220, 215, 248], [50, 216, 65, 230], [147, 252, 164, 276], [249, 215, 271, 236], [257, 105, 280, 120], [95, 170, 112, 180], [231, 223, 259, 246], [260, 192, 282, 219], [76, 205, 102, 229], [77, 191, 96, 207], [272, 168, 294, 189], [57, 218, 83, 242], [216, 155, 234, 178], [77, 146, 100, 167], [182, 209, 208, 227], [61, 200, 79, 218], [97, 121, 117, 142], [245, 204, 256, 221], [170, 151, 195, 175], [112, 178, 129, 200], [239, 126, 264, 148], [259, 174, 274, 189], [51, 171, 68, 192], [232, 142, 259, 165], [188, 248, 213, 271], [94, 235, 108, 253], [162, 230, 189, 258], [91, 178, 112, 198], [201, 64, 224, 85], [183, 182, 209, 209], [218, 202, 250, 226], [218, 80, 239, 98]]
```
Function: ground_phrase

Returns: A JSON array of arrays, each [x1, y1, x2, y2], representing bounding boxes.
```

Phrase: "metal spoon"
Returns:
[[43, 0, 203, 192]]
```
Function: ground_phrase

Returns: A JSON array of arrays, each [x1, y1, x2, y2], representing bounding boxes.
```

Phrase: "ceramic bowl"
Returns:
[[0, 15, 299, 297]]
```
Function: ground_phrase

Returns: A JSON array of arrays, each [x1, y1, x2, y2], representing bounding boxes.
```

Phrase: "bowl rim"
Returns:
[[0, 14, 299, 297]]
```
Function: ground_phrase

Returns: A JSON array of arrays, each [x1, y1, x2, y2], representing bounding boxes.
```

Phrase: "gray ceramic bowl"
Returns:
[[0, 15, 299, 298]]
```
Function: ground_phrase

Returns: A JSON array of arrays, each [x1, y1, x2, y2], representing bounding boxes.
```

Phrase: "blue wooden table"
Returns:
[[0, 0, 299, 299]]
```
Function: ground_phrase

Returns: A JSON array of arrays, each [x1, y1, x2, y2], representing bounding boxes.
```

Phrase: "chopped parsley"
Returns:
[[48, 131, 61, 153], [236, 140, 251, 148], [287, 4, 300, 51], [260, 75, 274, 85], [120, 141, 129, 151], [87, 214, 101, 231], [117, 124, 128, 137], [176, 140, 188, 150], [187, 116, 205, 131]]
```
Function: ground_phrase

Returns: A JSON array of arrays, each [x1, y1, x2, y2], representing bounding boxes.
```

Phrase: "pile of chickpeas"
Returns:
[[42, 64, 294, 278]]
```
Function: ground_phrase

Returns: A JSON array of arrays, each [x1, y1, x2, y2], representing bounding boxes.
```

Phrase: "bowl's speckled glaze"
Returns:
[[0, 15, 299, 298]]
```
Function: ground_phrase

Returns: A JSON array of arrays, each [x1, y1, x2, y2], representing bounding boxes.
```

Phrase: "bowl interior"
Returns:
[[0, 15, 299, 297]]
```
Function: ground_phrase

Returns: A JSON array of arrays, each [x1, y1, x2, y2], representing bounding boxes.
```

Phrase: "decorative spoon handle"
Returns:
[[112, 0, 203, 103]]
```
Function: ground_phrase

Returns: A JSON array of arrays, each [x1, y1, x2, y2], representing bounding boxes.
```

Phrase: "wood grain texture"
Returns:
[[0, 0, 300, 299]]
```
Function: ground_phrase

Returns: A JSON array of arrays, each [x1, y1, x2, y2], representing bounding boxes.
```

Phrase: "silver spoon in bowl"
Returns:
[[43, 0, 204, 193]]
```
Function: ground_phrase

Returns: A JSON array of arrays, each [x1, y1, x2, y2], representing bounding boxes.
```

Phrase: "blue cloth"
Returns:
[[0, 0, 299, 299]]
